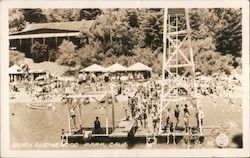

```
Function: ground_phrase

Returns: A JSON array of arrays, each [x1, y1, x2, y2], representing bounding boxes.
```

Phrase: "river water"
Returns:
[[9, 98, 242, 149]]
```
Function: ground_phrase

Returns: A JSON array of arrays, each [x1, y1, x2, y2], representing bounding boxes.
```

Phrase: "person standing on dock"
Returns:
[[174, 104, 180, 128], [152, 112, 158, 133], [70, 105, 77, 130], [196, 107, 204, 129], [184, 104, 190, 132], [166, 108, 172, 132], [94, 116, 101, 133]]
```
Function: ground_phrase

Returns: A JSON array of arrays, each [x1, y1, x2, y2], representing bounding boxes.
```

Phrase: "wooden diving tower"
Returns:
[[159, 8, 203, 134]]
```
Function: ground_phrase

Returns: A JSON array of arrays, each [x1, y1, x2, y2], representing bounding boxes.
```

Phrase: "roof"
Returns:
[[10, 20, 95, 36], [128, 62, 152, 71], [80, 64, 106, 72], [106, 63, 127, 72], [9, 64, 24, 74]]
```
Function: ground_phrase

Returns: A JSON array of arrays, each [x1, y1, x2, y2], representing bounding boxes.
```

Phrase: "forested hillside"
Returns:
[[9, 8, 242, 75]]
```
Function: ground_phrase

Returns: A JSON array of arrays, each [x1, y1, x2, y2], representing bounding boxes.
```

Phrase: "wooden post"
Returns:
[[105, 94, 109, 135], [111, 82, 115, 128], [43, 37, 45, 44], [67, 99, 72, 134], [55, 36, 58, 50], [78, 103, 82, 127], [159, 7, 168, 134]]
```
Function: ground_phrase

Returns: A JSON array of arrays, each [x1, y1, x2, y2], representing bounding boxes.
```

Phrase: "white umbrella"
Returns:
[[128, 62, 152, 71], [80, 64, 106, 72], [106, 63, 127, 72]]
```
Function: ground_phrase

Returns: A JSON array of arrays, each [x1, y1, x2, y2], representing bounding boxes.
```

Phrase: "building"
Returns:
[[9, 20, 94, 56]]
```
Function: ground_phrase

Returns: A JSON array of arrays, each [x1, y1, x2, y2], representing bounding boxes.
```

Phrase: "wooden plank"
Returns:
[[122, 120, 136, 132], [109, 128, 127, 137]]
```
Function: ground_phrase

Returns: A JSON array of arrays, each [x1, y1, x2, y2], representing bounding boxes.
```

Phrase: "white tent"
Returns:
[[106, 63, 127, 72], [80, 64, 106, 72], [128, 62, 152, 71], [9, 64, 24, 75]]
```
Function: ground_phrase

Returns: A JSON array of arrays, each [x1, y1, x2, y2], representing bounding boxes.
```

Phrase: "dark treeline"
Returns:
[[9, 8, 242, 75]]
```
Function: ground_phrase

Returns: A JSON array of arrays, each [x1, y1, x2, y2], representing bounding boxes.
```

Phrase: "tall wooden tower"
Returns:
[[159, 8, 202, 134]]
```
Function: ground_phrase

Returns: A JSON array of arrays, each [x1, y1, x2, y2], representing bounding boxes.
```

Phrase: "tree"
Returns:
[[213, 8, 242, 56], [79, 9, 102, 20], [9, 9, 26, 33], [45, 9, 80, 22], [84, 9, 137, 57], [56, 40, 77, 67], [9, 50, 25, 66], [139, 9, 164, 51], [194, 50, 234, 75], [30, 42, 49, 63], [21, 9, 47, 23], [77, 41, 102, 67], [48, 49, 58, 62]]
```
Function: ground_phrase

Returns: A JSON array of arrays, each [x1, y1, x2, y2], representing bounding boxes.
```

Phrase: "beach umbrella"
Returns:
[[9, 64, 24, 75], [80, 64, 106, 72], [106, 63, 127, 72], [128, 62, 152, 71]]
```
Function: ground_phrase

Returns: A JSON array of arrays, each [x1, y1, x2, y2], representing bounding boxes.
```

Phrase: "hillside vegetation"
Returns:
[[9, 8, 242, 75]]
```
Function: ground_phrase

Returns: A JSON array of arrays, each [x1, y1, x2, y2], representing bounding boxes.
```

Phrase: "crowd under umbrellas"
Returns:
[[9, 62, 242, 137]]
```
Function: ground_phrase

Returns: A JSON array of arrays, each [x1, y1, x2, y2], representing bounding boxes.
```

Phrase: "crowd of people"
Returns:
[[9, 68, 240, 135], [122, 80, 205, 134]]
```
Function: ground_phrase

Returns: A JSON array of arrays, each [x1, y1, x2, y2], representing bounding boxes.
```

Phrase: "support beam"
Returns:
[[55, 36, 58, 49], [159, 8, 168, 134], [105, 94, 109, 135], [111, 83, 115, 128], [78, 103, 82, 127], [67, 99, 71, 135]]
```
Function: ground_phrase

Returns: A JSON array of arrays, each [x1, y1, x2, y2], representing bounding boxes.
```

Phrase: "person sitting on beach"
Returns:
[[94, 116, 101, 133]]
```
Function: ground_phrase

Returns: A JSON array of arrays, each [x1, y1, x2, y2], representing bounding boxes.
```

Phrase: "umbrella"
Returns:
[[106, 63, 127, 72], [80, 64, 106, 72], [128, 62, 152, 71], [9, 64, 24, 75]]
